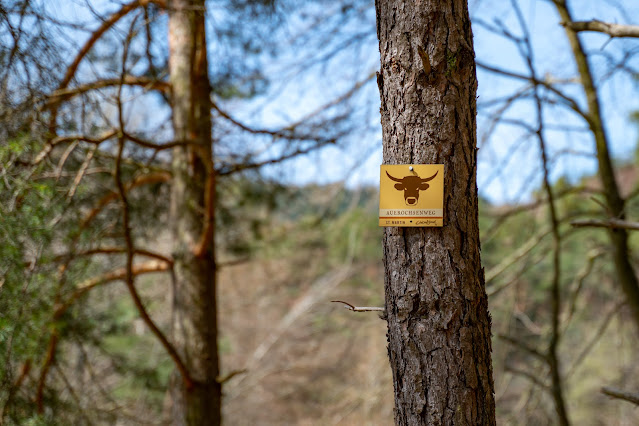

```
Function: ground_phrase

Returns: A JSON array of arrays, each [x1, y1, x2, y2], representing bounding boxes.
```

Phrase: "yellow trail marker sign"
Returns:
[[379, 164, 444, 227]]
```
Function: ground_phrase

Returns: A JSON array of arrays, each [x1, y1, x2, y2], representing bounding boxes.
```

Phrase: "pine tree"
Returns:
[[375, 0, 496, 423]]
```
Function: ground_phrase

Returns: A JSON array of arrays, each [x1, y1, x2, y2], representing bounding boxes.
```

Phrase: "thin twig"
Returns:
[[601, 387, 639, 406], [570, 218, 639, 231], [528, 2, 569, 417], [563, 249, 605, 328], [566, 301, 622, 378], [217, 141, 335, 176], [498, 334, 547, 362], [562, 20, 639, 38], [53, 364, 93, 424], [331, 300, 385, 312], [476, 61, 589, 124], [505, 364, 550, 392], [80, 171, 171, 230], [46, 75, 169, 108], [61, 260, 170, 311], [67, 145, 97, 199], [32, 130, 117, 165], [485, 228, 551, 283], [216, 369, 247, 385], [55, 246, 173, 266], [59, 0, 143, 90]]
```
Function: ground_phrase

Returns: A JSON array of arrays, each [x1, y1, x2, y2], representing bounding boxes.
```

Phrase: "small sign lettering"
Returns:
[[379, 164, 444, 227]]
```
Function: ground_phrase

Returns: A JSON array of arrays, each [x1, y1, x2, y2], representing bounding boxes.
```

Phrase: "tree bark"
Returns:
[[168, 0, 221, 424], [375, 1, 496, 424]]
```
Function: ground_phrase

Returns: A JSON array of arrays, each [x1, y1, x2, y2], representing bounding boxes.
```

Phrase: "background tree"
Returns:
[[474, 0, 639, 423], [2, 0, 639, 424], [0, 0, 376, 423]]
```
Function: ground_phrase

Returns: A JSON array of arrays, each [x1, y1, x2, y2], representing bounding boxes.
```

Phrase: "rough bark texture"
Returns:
[[168, 0, 221, 424], [375, 1, 496, 424]]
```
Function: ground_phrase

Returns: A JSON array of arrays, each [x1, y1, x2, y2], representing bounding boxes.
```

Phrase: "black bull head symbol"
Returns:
[[386, 170, 439, 205]]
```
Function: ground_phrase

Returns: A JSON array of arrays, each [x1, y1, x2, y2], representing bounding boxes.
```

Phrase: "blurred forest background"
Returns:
[[1, 0, 639, 424]]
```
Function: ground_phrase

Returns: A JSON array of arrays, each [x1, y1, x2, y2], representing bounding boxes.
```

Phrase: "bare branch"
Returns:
[[505, 364, 550, 392], [217, 141, 335, 176], [55, 246, 173, 266], [46, 75, 169, 108], [331, 300, 385, 312], [124, 132, 193, 151], [55, 140, 79, 180], [566, 301, 622, 377], [32, 130, 117, 165], [58, 0, 143, 90], [216, 369, 247, 385], [601, 387, 639, 406], [67, 145, 97, 199], [476, 61, 589, 123], [80, 171, 171, 229], [485, 228, 551, 283], [64, 260, 170, 312], [564, 249, 605, 327], [562, 20, 639, 38], [211, 99, 336, 144], [498, 334, 548, 362], [483, 186, 599, 241], [570, 218, 639, 231], [36, 334, 58, 413], [192, 170, 215, 258]]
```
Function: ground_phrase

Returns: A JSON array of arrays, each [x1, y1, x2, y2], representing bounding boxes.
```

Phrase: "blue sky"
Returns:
[[48, 0, 639, 205], [234, 0, 639, 204]]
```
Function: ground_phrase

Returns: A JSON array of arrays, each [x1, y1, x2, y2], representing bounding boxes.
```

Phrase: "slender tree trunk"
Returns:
[[375, 1, 496, 424], [168, 0, 221, 424], [555, 0, 639, 331]]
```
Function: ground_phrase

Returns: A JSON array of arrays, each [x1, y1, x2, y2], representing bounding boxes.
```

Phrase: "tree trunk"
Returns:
[[554, 0, 639, 331], [168, 0, 221, 424], [375, 1, 496, 424]]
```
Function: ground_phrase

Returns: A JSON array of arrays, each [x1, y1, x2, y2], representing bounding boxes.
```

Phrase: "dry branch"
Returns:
[[570, 218, 639, 231], [505, 364, 550, 392], [46, 76, 169, 108], [331, 300, 385, 312], [217, 142, 335, 176], [211, 100, 337, 147], [485, 228, 551, 283], [80, 171, 171, 229], [216, 369, 247, 385], [563, 20, 639, 38], [476, 61, 589, 123], [192, 169, 215, 257], [67, 146, 97, 199], [566, 301, 622, 378], [63, 260, 170, 310], [35, 334, 58, 413], [58, 1, 144, 90], [55, 247, 173, 265], [498, 334, 547, 362], [32, 130, 117, 165], [601, 386, 639, 406]]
